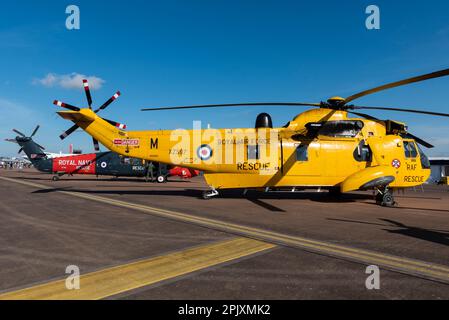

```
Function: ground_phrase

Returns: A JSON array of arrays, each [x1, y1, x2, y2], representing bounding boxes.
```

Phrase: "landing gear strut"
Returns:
[[202, 188, 219, 200], [375, 187, 396, 207], [52, 175, 60, 181]]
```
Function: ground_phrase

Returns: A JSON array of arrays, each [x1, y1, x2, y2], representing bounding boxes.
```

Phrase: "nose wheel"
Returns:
[[375, 187, 396, 207]]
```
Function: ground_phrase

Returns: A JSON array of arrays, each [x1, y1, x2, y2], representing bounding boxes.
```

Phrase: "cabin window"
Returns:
[[404, 141, 418, 158], [247, 145, 259, 160], [353, 141, 372, 162], [318, 121, 364, 138], [296, 144, 309, 161]]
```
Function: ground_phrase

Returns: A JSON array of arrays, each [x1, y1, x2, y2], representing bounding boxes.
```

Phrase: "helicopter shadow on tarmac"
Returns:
[[29, 185, 448, 214], [16, 175, 193, 183], [362, 201, 449, 214], [29, 184, 373, 213], [327, 218, 449, 247]]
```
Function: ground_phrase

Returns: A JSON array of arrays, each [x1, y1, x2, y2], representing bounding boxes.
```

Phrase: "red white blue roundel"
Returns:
[[392, 159, 401, 169], [197, 144, 213, 161]]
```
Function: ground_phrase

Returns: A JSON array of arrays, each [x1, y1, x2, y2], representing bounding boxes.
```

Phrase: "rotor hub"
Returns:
[[326, 96, 346, 107]]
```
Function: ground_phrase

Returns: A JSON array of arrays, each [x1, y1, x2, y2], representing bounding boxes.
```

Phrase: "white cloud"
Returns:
[[33, 73, 105, 90]]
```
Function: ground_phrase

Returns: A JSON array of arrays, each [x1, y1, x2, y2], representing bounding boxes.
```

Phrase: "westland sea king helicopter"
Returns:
[[55, 69, 449, 206]]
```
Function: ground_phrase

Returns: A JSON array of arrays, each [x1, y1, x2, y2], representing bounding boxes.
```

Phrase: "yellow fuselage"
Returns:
[[58, 108, 431, 192]]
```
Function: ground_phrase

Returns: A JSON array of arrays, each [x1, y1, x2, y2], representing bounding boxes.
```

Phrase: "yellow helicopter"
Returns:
[[55, 68, 449, 206]]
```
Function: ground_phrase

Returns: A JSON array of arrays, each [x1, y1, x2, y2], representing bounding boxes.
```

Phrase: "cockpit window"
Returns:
[[318, 121, 364, 138], [417, 145, 430, 169], [404, 141, 418, 158]]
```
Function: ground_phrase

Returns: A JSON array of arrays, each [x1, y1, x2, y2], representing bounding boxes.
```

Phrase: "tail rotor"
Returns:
[[54, 79, 126, 152], [7, 126, 46, 154]]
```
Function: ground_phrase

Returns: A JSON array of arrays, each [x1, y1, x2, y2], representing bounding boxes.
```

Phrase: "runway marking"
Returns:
[[0, 237, 274, 300], [1, 176, 449, 284]]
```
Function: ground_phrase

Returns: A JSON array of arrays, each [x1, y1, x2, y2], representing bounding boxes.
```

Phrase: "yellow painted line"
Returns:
[[0, 237, 274, 300], [1, 175, 449, 284]]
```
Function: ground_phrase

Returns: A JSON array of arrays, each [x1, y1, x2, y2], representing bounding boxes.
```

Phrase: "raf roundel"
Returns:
[[100, 162, 107, 169], [391, 159, 401, 169], [197, 144, 213, 161]]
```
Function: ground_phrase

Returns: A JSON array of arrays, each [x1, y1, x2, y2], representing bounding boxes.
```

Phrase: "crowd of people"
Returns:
[[0, 161, 32, 170]]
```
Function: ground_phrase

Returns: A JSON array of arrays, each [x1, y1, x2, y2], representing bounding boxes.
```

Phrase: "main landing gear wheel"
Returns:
[[156, 175, 167, 183], [375, 187, 396, 207], [52, 175, 60, 181], [202, 189, 219, 200]]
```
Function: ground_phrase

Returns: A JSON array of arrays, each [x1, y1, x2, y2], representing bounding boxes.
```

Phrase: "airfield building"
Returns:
[[429, 157, 449, 184]]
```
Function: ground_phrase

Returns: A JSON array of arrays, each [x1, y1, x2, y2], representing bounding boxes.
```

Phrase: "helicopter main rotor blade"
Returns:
[[83, 79, 93, 109], [348, 111, 434, 148], [347, 111, 380, 121], [349, 105, 449, 117], [36, 143, 46, 150], [403, 133, 434, 148], [60, 124, 80, 140], [141, 102, 321, 111], [31, 125, 40, 138], [344, 68, 449, 104], [12, 129, 26, 137]]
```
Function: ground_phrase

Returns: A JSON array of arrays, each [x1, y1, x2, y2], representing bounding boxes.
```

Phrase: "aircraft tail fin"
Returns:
[[16, 138, 47, 165], [7, 126, 47, 163], [57, 110, 96, 124]]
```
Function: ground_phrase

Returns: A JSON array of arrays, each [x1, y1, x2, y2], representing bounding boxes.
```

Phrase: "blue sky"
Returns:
[[1, 0, 449, 156]]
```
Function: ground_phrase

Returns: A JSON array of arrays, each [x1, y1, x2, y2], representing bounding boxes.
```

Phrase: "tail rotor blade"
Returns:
[[53, 100, 81, 112], [60, 124, 80, 140], [83, 79, 93, 109], [31, 125, 40, 138], [13, 129, 26, 137], [93, 138, 100, 152], [94, 91, 121, 113], [104, 118, 127, 130]]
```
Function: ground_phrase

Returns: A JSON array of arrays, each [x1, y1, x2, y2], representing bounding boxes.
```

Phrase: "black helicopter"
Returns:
[[6, 125, 185, 182]]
